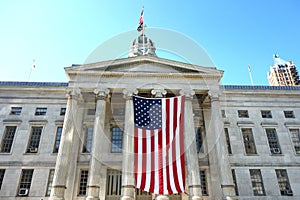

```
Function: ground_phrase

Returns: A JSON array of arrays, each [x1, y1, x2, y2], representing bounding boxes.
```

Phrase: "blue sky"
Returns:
[[1, 0, 299, 85]]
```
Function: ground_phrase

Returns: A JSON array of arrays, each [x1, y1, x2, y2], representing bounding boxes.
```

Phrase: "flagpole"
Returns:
[[248, 64, 254, 86], [27, 59, 35, 81]]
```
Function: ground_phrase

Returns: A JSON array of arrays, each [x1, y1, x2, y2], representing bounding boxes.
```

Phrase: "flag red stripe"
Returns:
[[134, 128, 138, 182], [165, 98, 172, 194], [140, 129, 147, 190], [158, 129, 163, 194], [149, 130, 155, 193]]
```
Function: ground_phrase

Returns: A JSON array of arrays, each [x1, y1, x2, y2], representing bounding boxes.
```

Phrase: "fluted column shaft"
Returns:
[[50, 88, 82, 200], [86, 88, 110, 200], [120, 89, 137, 200], [180, 90, 202, 200], [208, 91, 235, 199]]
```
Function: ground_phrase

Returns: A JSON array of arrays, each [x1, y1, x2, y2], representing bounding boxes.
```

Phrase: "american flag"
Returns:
[[137, 7, 144, 32], [133, 96, 185, 195]]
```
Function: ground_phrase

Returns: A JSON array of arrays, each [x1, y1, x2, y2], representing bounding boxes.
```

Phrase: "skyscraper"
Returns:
[[268, 54, 300, 86]]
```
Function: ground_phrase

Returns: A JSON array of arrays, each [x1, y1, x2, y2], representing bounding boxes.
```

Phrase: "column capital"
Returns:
[[65, 87, 83, 102], [123, 88, 138, 100], [180, 89, 195, 100], [151, 88, 167, 97], [94, 88, 110, 100], [208, 90, 221, 102]]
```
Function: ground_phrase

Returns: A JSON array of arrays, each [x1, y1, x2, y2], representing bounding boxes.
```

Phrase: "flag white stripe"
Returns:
[[154, 129, 159, 193], [136, 128, 143, 188], [145, 130, 151, 191], [161, 98, 168, 194], [176, 97, 184, 190], [169, 99, 176, 193]]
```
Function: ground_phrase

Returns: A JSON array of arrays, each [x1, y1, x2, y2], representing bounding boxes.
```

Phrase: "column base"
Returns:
[[120, 195, 134, 200], [156, 195, 169, 200], [86, 185, 100, 200], [191, 195, 202, 200], [49, 185, 66, 200]]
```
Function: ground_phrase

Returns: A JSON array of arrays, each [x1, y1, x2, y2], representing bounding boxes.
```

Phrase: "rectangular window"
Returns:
[[261, 110, 272, 118], [200, 170, 208, 196], [78, 170, 89, 196], [289, 129, 300, 154], [195, 127, 203, 153], [238, 110, 249, 118], [35, 107, 47, 116], [26, 127, 43, 153], [18, 169, 33, 196], [60, 108, 66, 116], [10, 107, 22, 115], [82, 128, 93, 153], [276, 169, 293, 196], [224, 128, 232, 154], [0, 126, 17, 153], [242, 128, 257, 154], [265, 129, 281, 154], [0, 169, 5, 190], [221, 110, 226, 118], [232, 169, 238, 196], [106, 169, 122, 197], [250, 169, 265, 196], [87, 109, 95, 115], [53, 127, 63, 153], [46, 169, 55, 196], [111, 127, 123, 153], [284, 111, 295, 118]]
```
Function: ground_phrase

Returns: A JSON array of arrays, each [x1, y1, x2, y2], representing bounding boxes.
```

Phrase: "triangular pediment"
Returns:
[[65, 56, 222, 75]]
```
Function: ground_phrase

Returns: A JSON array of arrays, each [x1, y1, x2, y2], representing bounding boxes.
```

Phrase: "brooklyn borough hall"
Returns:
[[0, 32, 300, 200]]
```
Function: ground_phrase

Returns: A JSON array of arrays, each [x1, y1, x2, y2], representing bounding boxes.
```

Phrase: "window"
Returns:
[[232, 169, 238, 196], [87, 109, 95, 115], [18, 169, 33, 196], [284, 111, 295, 118], [224, 128, 232, 154], [250, 169, 265, 196], [275, 169, 293, 196], [26, 127, 43, 153], [78, 170, 88, 196], [261, 110, 272, 118], [265, 129, 281, 154], [238, 110, 249, 118], [0, 169, 5, 190], [82, 128, 93, 153], [60, 108, 66, 116], [106, 170, 122, 197], [289, 129, 300, 154], [200, 170, 208, 196], [10, 107, 22, 115], [0, 126, 17, 153], [195, 127, 203, 153], [221, 110, 226, 118], [111, 127, 123, 153], [53, 127, 63, 153], [46, 169, 55, 196], [35, 107, 47, 116], [241, 128, 257, 154]]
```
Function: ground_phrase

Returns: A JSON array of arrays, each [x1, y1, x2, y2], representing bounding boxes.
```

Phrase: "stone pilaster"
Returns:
[[120, 89, 138, 200], [50, 88, 83, 200], [86, 88, 110, 200], [208, 90, 236, 199], [180, 90, 202, 200]]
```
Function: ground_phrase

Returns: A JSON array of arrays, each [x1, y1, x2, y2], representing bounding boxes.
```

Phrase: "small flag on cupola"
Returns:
[[137, 6, 144, 32]]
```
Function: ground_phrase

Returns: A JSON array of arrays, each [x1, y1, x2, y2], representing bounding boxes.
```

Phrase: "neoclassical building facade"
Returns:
[[0, 35, 300, 200]]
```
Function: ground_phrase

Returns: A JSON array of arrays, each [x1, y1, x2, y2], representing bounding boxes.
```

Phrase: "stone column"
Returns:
[[121, 89, 138, 200], [86, 88, 110, 200], [180, 90, 202, 200], [208, 91, 236, 199], [151, 89, 169, 200], [50, 88, 82, 200]]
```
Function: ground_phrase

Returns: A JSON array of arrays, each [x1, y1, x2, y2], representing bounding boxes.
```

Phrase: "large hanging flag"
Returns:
[[133, 95, 186, 195], [137, 6, 144, 32]]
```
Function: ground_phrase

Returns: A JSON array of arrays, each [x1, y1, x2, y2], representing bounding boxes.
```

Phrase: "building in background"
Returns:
[[0, 35, 300, 200], [268, 54, 300, 86]]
